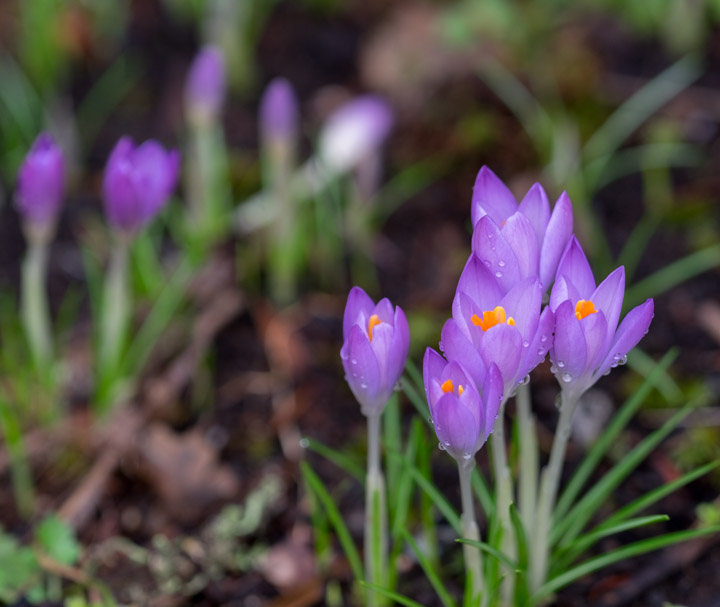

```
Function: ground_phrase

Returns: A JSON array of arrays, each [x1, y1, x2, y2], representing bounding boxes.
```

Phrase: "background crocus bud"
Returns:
[[340, 286, 410, 417], [185, 45, 226, 126], [423, 349, 503, 465], [318, 95, 393, 174], [259, 77, 299, 147], [102, 137, 180, 234], [16, 132, 66, 237]]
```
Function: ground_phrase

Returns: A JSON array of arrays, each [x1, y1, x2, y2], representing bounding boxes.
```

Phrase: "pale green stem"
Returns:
[[516, 383, 538, 539], [530, 390, 580, 592], [21, 238, 52, 370], [490, 399, 515, 601], [365, 412, 387, 607], [0, 393, 34, 518], [98, 238, 130, 393], [458, 460, 484, 606]]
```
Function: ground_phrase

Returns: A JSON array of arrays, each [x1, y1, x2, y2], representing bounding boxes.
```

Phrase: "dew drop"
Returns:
[[360, 382, 368, 389], [444, 441, 451, 447], [428, 416, 434, 425], [557, 361, 566, 368], [299, 438, 310, 449], [498, 260, 506, 267], [462, 452, 472, 460], [518, 375, 530, 386], [523, 340, 530, 348], [351, 358, 358, 365], [495, 271, 503, 278], [438, 442, 446, 451], [537, 347, 545, 356], [541, 335, 548, 343], [550, 364, 558, 374], [561, 373, 572, 383], [619, 354, 628, 365], [483, 260, 491, 267]]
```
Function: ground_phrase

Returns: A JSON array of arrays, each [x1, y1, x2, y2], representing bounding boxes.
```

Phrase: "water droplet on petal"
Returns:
[[537, 347, 545, 356], [523, 340, 529, 348], [462, 452, 472, 460], [428, 416, 434, 425], [619, 354, 628, 365], [498, 260, 506, 267], [299, 438, 310, 448], [561, 373, 572, 383], [495, 271, 503, 278], [483, 260, 491, 267], [351, 358, 357, 365], [438, 442, 446, 451], [550, 365, 558, 374], [541, 335, 548, 343], [557, 361, 565, 368], [360, 382, 368, 389]]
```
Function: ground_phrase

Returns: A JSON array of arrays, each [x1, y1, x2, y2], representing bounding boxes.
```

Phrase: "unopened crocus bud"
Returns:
[[340, 286, 410, 417], [185, 45, 226, 126], [318, 95, 393, 174], [103, 137, 180, 234], [423, 349, 503, 465], [16, 133, 66, 237], [259, 78, 299, 147]]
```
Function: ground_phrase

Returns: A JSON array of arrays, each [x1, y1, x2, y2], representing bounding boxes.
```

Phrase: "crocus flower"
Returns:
[[103, 137, 180, 234], [441, 254, 554, 398], [340, 286, 410, 416], [549, 236, 654, 400], [471, 166, 573, 292], [185, 45, 226, 124], [259, 78, 299, 147], [423, 348, 503, 464], [318, 95, 393, 174], [16, 133, 66, 231]]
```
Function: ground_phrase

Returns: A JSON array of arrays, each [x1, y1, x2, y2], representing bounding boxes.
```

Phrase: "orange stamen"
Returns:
[[575, 299, 598, 321], [367, 314, 382, 341], [471, 306, 516, 332], [441, 379, 454, 393]]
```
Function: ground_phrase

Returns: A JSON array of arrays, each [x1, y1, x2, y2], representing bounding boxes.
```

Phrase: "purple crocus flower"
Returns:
[[185, 45, 226, 123], [423, 348, 503, 464], [471, 167, 573, 292], [259, 78, 299, 145], [318, 95, 393, 174], [340, 286, 410, 416], [16, 133, 66, 230], [441, 254, 553, 398], [103, 137, 180, 234], [549, 237, 654, 399]]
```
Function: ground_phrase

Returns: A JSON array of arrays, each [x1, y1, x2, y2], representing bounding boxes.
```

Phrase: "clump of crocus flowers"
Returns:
[[340, 166, 654, 605]]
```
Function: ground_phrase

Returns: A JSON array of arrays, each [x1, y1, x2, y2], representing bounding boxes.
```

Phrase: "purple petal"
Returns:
[[591, 266, 625, 347], [551, 300, 587, 382], [579, 309, 608, 372], [596, 299, 654, 378], [441, 319, 487, 387], [519, 305, 555, 379], [500, 277, 542, 342], [471, 166, 517, 227], [501, 212, 539, 279], [471, 216, 521, 292], [550, 275, 582, 312], [131, 141, 180, 220], [185, 45, 226, 120], [259, 77, 298, 141], [343, 286, 375, 340], [539, 191, 574, 290], [518, 183, 550, 246], [556, 236, 595, 297], [433, 393, 481, 460], [341, 325, 383, 414], [478, 323, 523, 393], [423, 347, 447, 407], [386, 306, 410, 386], [369, 322, 394, 384], [453, 254, 505, 320], [481, 363, 504, 439], [373, 298, 395, 324], [17, 132, 66, 225]]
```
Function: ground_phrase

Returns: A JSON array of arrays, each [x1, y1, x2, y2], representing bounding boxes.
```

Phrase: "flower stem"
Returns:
[[530, 390, 579, 592], [490, 399, 514, 598], [516, 383, 538, 537], [21, 238, 52, 371], [365, 412, 387, 607], [97, 237, 130, 411], [0, 392, 34, 518], [458, 460, 484, 606]]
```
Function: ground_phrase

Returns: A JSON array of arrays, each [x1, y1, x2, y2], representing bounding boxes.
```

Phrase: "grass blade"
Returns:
[[403, 528, 458, 607], [300, 461, 364, 583], [534, 527, 720, 603], [404, 459, 462, 535], [471, 468, 495, 518], [302, 438, 364, 483], [360, 582, 426, 607], [456, 537, 515, 570], [554, 349, 677, 522]]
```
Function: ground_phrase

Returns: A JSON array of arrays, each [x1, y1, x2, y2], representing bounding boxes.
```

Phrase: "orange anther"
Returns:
[[367, 314, 382, 340], [441, 379, 454, 393], [575, 299, 598, 321], [471, 306, 515, 332]]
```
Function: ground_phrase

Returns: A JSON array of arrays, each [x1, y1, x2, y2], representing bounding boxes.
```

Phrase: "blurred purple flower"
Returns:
[[185, 45, 226, 123], [441, 254, 553, 398], [319, 95, 393, 173], [103, 137, 180, 233], [423, 348, 503, 464], [471, 167, 573, 292], [259, 78, 299, 144], [549, 237, 654, 398], [16, 133, 66, 229], [340, 286, 410, 416]]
